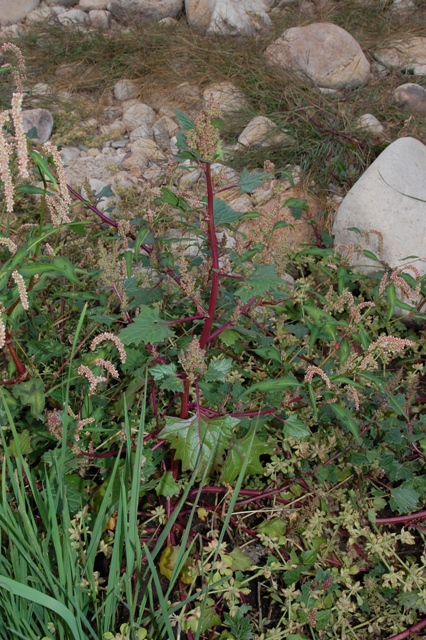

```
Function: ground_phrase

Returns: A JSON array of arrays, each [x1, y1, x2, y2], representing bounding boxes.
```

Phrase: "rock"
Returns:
[[393, 83, 426, 115], [129, 124, 153, 142], [153, 122, 171, 152], [122, 102, 156, 132], [185, 0, 271, 36], [32, 82, 53, 96], [108, 0, 183, 22], [26, 6, 54, 22], [103, 106, 123, 122], [22, 108, 53, 143], [89, 9, 111, 27], [374, 38, 426, 73], [154, 115, 179, 138], [44, 0, 75, 7], [203, 81, 248, 115], [0, 0, 39, 25], [63, 154, 122, 188], [356, 114, 384, 137], [121, 138, 166, 170], [114, 79, 139, 101], [265, 22, 370, 90], [236, 115, 290, 148], [158, 16, 177, 26], [0, 24, 24, 38], [78, 0, 109, 9], [59, 146, 81, 162], [99, 120, 126, 136], [410, 65, 426, 76], [391, 0, 415, 11], [332, 137, 426, 278], [57, 8, 90, 23]]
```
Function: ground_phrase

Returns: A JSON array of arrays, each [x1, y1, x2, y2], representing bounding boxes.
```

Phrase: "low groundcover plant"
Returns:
[[1, 43, 426, 640]]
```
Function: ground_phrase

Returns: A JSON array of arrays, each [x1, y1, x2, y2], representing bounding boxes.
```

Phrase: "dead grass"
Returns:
[[9, 0, 426, 196]]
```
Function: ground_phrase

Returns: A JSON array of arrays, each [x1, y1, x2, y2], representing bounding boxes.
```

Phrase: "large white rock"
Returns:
[[185, 0, 271, 36], [108, 0, 183, 22], [333, 137, 426, 277], [236, 115, 290, 148], [203, 82, 248, 115], [0, 0, 40, 25], [374, 37, 426, 72], [265, 22, 370, 89], [122, 102, 156, 132]]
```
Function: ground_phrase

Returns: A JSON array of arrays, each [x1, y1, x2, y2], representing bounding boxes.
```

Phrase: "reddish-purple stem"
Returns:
[[199, 163, 220, 349], [206, 296, 257, 344]]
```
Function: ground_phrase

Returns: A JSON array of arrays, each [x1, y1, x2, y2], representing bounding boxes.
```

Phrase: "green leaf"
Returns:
[[213, 198, 244, 226], [119, 306, 174, 345], [236, 264, 282, 303], [300, 550, 317, 566], [156, 471, 180, 498], [175, 109, 195, 131], [389, 481, 420, 514], [9, 429, 33, 457], [150, 363, 177, 380], [160, 414, 239, 479], [386, 392, 408, 419], [221, 427, 270, 483], [13, 378, 45, 416], [253, 346, 282, 363], [284, 197, 309, 220], [204, 358, 233, 382], [241, 373, 299, 398], [219, 329, 241, 346], [238, 168, 270, 194], [284, 415, 310, 439], [386, 283, 397, 321], [228, 548, 253, 571], [363, 249, 380, 262], [330, 404, 361, 444]]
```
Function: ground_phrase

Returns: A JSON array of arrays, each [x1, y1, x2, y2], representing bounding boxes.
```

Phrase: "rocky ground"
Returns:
[[1, 0, 426, 295]]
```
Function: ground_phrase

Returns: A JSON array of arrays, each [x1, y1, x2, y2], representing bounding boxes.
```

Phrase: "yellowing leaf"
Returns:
[[159, 544, 178, 580], [197, 507, 208, 521]]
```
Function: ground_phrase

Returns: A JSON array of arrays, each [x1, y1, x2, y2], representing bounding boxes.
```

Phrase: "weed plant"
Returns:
[[1, 40, 426, 640]]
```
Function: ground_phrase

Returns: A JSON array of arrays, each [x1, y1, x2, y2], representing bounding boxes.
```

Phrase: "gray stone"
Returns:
[[88, 9, 111, 27], [393, 83, 426, 115], [153, 122, 171, 152], [44, 0, 75, 8], [0, 0, 39, 25], [203, 81, 248, 115], [185, 0, 271, 36], [78, 0, 109, 9], [356, 113, 384, 137], [111, 139, 129, 148], [114, 79, 139, 101], [121, 138, 166, 170], [333, 137, 426, 279], [59, 146, 81, 162], [57, 8, 90, 23], [265, 22, 370, 89], [129, 124, 153, 142], [63, 154, 122, 188], [236, 115, 290, 148], [26, 6, 54, 22], [374, 37, 426, 72], [108, 0, 183, 22], [22, 108, 53, 144], [122, 102, 156, 132]]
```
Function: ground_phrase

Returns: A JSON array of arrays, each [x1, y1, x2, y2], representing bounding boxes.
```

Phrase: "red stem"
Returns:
[[5, 330, 27, 378], [199, 163, 220, 349], [375, 509, 426, 525]]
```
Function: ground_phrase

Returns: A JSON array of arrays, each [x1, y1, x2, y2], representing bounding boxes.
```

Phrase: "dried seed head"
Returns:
[[11, 270, 29, 310]]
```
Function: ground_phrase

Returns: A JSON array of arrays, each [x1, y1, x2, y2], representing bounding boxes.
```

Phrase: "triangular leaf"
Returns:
[[213, 198, 244, 226], [119, 306, 174, 345], [236, 264, 282, 303], [241, 373, 299, 398], [175, 109, 195, 131], [221, 427, 269, 483], [160, 414, 239, 479], [284, 415, 310, 439], [238, 168, 270, 194], [390, 481, 420, 515], [330, 404, 361, 444]]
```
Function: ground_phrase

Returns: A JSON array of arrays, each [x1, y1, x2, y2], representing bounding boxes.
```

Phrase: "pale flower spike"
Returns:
[[0, 111, 14, 213], [0, 317, 5, 350], [11, 270, 29, 310], [0, 237, 17, 254], [95, 358, 119, 379], [90, 332, 127, 364], [42, 142, 72, 206], [11, 92, 29, 179], [77, 365, 106, 395], [1, 42, 25, 93]]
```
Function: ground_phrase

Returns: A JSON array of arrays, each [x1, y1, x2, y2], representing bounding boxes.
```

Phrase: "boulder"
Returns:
[[236, 115, 290, 148], [57, 8, 90, 24], [185, 0, 271, 36], [114, 79, 139, 101], [21, 108, 53, 144], [203, 81, 248, 115], [0, 0, 40, 25], [374, 37, 426, 72], [108, 0, 183, 22], [332, 137, 426, 278], [88, 9, 111, 27], [265, 22, 370, 89], [393, 83, 426, 116], [122, 102, 156, 132]]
